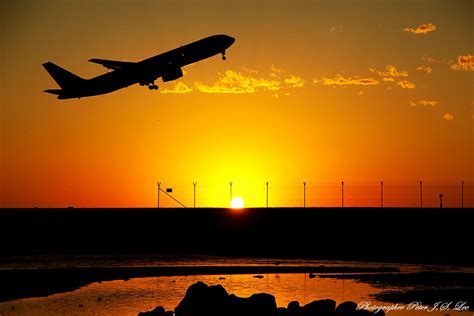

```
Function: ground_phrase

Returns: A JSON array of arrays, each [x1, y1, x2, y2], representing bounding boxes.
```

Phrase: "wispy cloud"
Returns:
[[442, 113, 454, 121], [409, 100, 437, 107], [422, 56, 442, 64], [371, 65, 408, 78], [284, 75, 305, 88], [195, 70, 280, 94], [397, 80, 416, 89], [270, 65, 284, 78], [416, 65, 432, 74], [314, 75, 379, 86], [329, 25, 343, 32], [450, 54, 474, 71], [194, 67, 306, 94], [159, 82, 193, 94], [404, 23, 437, 35]]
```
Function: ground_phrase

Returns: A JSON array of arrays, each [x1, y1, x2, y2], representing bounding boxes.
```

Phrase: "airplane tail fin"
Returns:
[[42, 62, 85, 89]]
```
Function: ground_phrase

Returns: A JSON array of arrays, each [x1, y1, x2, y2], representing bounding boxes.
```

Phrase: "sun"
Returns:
[[230, 197, 245, 209]]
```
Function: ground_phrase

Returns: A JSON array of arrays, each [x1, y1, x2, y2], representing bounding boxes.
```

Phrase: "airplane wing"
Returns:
[[88, 58, 137, 70]]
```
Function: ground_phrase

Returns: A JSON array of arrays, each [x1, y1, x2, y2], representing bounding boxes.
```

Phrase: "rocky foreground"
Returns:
[[138, 281, 384, 316]]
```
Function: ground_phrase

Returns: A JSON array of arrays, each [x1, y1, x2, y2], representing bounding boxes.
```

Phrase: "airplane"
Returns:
[[42, 34, 235, 99]]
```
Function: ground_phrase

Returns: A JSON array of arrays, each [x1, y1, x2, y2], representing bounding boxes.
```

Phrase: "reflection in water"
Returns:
[[0, 274, 469, 316]]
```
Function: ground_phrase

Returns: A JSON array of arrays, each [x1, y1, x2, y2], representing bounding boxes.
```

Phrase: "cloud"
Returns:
[[397, 80, 416, 89], [195, 71, 280, 93], [371, 65, 408, 78], [450, 54, 474, 71], [159, 82, 193, 94], [284, 75, 305, 88], [195, 69, 290, 94], [409, 100, 438, 107], [329, 25, 343, 32], [270, 65, 284, 77], [404, 23, 437, 35], [416, 65, 432, 74], [314, 75, 379, 86], [422, 56, 442, 64], [382, 77, 395, 82], [442, 113, 454, 121]]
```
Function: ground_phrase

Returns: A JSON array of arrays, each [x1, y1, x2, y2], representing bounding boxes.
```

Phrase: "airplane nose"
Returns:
[[226, 36, 235, 47]]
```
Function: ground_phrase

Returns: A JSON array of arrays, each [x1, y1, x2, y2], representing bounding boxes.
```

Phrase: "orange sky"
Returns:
[[0, 0, 472, 208]]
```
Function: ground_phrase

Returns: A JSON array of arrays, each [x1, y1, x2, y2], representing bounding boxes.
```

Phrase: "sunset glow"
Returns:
[[230, 197, 245, 209], [0, 0, 472, 208]]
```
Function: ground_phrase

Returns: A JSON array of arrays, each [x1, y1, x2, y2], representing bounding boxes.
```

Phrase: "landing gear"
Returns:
[[148, 84, 158, 90], [221, 51, 227, 61]]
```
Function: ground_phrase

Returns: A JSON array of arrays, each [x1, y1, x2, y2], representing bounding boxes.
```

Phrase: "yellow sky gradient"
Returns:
[[1, 0, 472, 207]]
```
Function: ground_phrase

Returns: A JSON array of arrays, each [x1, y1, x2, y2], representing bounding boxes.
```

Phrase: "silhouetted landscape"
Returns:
[[1, 207, 472, 265]]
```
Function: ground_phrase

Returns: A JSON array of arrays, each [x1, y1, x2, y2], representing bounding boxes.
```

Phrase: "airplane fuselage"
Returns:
[[43, 34, 235, 99]]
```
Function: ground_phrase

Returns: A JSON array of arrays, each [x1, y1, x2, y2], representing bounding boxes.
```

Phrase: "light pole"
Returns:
[[193, 182, 197, 208], [439, 193, 444, 209]]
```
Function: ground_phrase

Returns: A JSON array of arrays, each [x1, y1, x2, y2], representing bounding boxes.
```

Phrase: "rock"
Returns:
[[248, 293, 277, 316], [354, 310, 374, 316], [254, 275, 264, 279], [309, 273, 316, 279], [174, 282, 228, 316], [335, 301, 357, 315], [302, 299, 336, 316], [287, 301, 303, 316], [276, 307, 289, 316], [373, 310, 385, 316], [138, 306, 169, 316], [227, 292, 277, 316], [140, 282, 379, 316]]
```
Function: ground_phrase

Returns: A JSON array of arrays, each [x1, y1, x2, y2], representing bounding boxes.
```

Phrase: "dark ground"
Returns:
[[1, 207, 472, 265], [0, 207, 473, 304]]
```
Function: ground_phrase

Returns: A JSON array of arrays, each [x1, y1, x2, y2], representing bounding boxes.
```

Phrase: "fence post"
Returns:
[[230, 182, 233, 206], [303, 182, 306, 208], [266, 181, 269, 208], [342, 180, 344, 208], [381, 181, 384, 208], [420, 180, 423, 208], [157, 182, 161, 208]]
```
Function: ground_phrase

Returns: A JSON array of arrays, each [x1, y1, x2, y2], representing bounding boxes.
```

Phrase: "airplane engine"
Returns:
[[162, 68, 183, 82]]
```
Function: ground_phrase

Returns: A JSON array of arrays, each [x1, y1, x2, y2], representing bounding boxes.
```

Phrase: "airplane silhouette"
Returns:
[[42, 34, 235, 99]]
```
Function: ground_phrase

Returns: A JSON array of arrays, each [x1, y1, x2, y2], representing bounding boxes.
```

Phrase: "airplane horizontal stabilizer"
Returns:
[[88, 58, 136, 70], [44, 89, 62, 95]]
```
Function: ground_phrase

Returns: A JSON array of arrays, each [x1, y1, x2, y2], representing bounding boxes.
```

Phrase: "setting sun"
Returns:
[[230, 197, 245, 209]]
